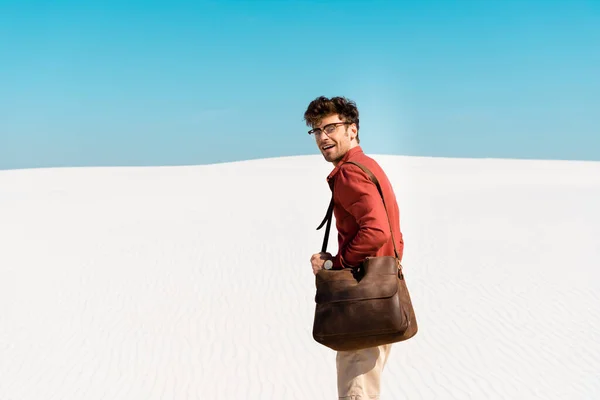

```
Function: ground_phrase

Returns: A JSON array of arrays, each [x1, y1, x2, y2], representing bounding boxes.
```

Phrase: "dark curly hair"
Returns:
[[303, 96, 360, 143]]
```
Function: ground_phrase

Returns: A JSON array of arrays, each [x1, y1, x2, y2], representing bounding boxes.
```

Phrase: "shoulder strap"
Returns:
[[316, 160, 400, 262], [316, 196, 334, 253]]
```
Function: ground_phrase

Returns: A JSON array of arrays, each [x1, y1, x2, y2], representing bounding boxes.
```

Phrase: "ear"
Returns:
[[350, 124, 358, 140]]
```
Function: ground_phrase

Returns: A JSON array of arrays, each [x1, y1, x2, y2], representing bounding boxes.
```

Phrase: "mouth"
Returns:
[[321, 144, 335, 151]]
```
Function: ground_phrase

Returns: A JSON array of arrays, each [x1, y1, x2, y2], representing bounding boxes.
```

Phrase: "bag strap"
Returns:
[[316, 196, 334, 253], [316, 160, 401, 264]]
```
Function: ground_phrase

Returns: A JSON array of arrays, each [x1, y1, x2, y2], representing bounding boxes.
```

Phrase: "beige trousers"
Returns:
[[336, 344, 392, 399]]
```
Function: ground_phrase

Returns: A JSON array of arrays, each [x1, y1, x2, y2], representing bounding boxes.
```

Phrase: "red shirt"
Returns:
[[327, 146, 404, 269]]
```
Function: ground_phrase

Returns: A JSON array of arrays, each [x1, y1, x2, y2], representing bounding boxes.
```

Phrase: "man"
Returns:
[[304, 96, 404, 399]]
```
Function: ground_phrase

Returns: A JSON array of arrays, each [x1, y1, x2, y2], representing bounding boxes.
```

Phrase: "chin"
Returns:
[[322, 153, 335, 162]]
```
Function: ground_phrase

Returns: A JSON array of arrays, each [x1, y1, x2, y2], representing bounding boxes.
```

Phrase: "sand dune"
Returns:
[[1, 154, 599, 399]]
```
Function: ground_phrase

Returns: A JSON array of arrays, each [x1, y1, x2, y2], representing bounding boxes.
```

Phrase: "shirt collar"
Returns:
[[326, 146, 363, 183]]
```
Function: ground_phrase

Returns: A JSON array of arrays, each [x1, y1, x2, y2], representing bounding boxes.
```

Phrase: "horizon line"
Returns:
[[2, 152, 599, 173]]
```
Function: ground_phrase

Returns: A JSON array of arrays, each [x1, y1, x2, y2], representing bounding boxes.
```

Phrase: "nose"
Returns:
[[316, 136, 328, 147]]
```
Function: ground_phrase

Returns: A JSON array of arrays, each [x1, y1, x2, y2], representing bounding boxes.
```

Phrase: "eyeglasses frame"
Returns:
[[307, 121, 354, 136]]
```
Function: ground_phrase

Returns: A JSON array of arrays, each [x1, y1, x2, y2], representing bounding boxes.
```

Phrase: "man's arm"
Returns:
[[331, 164, 390, 269]]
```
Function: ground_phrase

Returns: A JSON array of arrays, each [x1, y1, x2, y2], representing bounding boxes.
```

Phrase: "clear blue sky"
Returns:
[[1, 0, 598, 170]]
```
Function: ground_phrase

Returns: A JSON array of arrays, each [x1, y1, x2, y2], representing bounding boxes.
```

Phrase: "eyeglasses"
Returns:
[[308, 122, 352, 136]]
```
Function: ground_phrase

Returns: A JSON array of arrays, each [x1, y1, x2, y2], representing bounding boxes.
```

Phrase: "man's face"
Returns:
[[311, 114, 358, 165]]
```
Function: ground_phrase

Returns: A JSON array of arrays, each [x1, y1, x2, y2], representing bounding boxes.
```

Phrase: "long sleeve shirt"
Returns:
[[326, 146, 404, 269]]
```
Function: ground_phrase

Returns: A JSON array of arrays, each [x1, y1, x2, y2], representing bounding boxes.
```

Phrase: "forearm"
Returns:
[[332, 224, 390, 268]]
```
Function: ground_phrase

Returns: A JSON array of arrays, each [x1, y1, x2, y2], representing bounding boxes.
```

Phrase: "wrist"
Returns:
[[332, 254, 343, 269]]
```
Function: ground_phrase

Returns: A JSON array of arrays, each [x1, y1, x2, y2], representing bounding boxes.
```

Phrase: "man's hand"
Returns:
[[311, 252, 333, 275]]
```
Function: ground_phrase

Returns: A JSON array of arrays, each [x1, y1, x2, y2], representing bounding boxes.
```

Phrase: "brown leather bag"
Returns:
[[312, 160, 418, 351]]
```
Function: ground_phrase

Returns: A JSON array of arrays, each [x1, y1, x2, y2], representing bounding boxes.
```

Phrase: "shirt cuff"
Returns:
[[333, 253, 357, 269]]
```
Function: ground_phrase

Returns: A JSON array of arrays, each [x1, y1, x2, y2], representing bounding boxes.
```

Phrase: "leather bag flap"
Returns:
[[315, 257, 399, 304]]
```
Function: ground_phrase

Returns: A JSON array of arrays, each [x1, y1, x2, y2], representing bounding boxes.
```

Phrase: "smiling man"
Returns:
[[304, 96, 404, 399]]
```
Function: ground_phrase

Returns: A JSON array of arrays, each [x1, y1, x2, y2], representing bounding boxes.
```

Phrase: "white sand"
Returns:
[[1, 154, 599, 399]]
